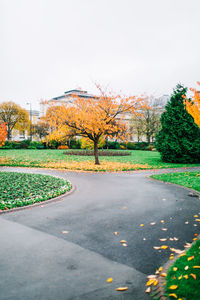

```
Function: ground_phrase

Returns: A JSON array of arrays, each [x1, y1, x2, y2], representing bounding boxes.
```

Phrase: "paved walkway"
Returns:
[[0, 167, 200, 300]]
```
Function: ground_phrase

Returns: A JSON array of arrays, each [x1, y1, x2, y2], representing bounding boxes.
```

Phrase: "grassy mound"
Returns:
[[63, 150, 131, 156], [151, 171, 200, 192], [0, 171, 71, 210], [165, 239, 200, 300]]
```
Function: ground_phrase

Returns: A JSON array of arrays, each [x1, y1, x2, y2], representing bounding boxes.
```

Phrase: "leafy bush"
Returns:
[[103, 141, 121, 149], [156, 84, 200, 163], [57, 145, 69, 150]]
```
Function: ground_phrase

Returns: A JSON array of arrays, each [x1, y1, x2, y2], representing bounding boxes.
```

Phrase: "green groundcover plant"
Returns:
[[0, 172, 71, 210], [151, 171, 200, 192], [165, 239, 200, 300]]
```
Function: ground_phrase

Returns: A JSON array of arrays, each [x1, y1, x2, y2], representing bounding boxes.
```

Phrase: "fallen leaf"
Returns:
[[161, 245, 168, 249], [170, 238, 174, 241], [183, 275, 189, 279], [193, 238, 197, 241], [190, 273, 197, 280], [178, 275, 182, 280], [173, 267, 178, 271], [168, 293, 177, 298], [194, 215, 199, 218], [169, 285, 178, 290], [161, 273, 167, 277], [147, 275, 157, 279], [115, 287, 128, 291], [145, 287, 151, 293], [146, 279, 155, 286], [107, 278, 113, 283], [185, 266, 189, 270], [114, 232, 118, 236], [185, 221, 189, 224], [153, 246, 161, 250], [188, 256, 194, 261], [120, 240, 127, 244], [122, 243, 128, 247], [174, 237, 179, 241], [140, 224, 144, 227], [158, 267, 163, 272], [160, 238, 167, 241], [161, 228, 168, 231], [150, 222, 156, 225], [195, 219, 200, 222], [161, 220, 165, 223], [61, 231, 69, 234], [193, 266, 200, 269]]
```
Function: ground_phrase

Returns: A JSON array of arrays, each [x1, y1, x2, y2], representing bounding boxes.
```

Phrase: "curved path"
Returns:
[[0, 166, 200, 300]]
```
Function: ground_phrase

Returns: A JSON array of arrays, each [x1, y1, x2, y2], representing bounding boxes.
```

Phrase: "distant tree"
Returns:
[[0, 122, 7, 146], [131, 98, 161, 143], [45, 86, 144, 164], [32, 121, 49, 140], [0, 102, 29, 140], [156, 84, 200, 163], [185, 82, 200, 128], [130, 113, 145, 142]]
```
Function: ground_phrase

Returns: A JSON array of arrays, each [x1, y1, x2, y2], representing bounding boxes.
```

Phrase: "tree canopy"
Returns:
[[0, 102, 29, 140], [185, 82, 200, 128], [45, 87, 144, 164]]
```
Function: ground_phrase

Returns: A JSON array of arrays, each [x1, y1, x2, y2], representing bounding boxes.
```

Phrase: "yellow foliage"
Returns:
[[81, 136, 105, 149], [185, 82, 200, 128]]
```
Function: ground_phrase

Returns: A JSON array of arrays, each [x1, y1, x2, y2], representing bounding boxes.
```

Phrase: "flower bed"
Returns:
[[0, 171, 71, 210]]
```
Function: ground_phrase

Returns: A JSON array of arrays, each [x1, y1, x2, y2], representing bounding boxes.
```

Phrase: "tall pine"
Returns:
[[156, 84, 200, 163]]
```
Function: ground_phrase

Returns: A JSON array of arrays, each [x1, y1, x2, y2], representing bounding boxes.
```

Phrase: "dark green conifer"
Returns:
[[156, 84, 200, 163]]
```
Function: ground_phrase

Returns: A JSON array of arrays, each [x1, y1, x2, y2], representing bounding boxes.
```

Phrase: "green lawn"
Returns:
[[0, 149, 199, 171], [151, 172, 200, 192], [165, 239, 200, 300], [0, 171, 71, 210]]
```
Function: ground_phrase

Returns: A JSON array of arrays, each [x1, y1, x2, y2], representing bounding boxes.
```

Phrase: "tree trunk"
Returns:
[[7, 127, 12, 140], [94, 140, 100, 165]]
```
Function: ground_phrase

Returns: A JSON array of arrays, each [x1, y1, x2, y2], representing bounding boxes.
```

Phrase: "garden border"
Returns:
[[147, 174, 200, 299]]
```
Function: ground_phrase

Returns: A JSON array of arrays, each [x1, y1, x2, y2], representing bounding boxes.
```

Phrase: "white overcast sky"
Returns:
[[1, 0, 200, 110]]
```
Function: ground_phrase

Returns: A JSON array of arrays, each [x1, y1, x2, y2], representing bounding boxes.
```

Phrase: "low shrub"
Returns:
[[63, 150, 131, 156], [57, 145, 69, 150]]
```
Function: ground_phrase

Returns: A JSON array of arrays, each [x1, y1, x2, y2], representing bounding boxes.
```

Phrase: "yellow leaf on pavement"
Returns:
[[107, 278, 113, 283], [115, 287, 128, 291]]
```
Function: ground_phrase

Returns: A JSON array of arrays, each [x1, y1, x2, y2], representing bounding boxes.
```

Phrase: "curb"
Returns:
[[147, 174, 200, 198], [0, 184, 76, 215]]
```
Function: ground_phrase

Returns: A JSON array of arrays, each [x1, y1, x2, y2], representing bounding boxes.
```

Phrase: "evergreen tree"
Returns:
[[156, 84, 200, 163]]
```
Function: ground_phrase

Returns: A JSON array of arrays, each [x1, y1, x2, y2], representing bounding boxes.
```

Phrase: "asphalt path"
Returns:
[[0, 166, 200, 300]]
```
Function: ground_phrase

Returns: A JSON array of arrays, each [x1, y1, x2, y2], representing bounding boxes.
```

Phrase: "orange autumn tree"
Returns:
[[0, 122, 7, 147], [45, 87, 144, 164], [185, 82, 200, 128]]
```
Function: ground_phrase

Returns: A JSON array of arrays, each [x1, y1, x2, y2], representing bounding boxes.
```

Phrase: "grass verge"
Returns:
[[0, 171, 71, 210], [0, 149, 200, 171], [151, 171, 200, 192], [165, 239, 200, 300]]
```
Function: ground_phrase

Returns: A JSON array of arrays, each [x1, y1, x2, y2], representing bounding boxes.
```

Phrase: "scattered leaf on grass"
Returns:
[[185, 266, 189, 270], [169, 285, 178, 290], [190, 273, 197, 280], [188, 256, 194, 261], [193, 266, 200, 269], [168, 293, 177, 298]]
